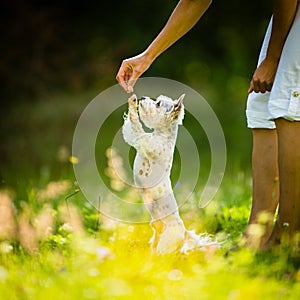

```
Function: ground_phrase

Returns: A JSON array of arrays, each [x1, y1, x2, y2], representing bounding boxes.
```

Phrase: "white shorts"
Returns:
[[246, 4, 300, 129]]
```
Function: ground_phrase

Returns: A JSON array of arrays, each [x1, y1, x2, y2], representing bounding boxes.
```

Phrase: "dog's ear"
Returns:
[[171, 94, 185, 125], [178, 93, 185, 103], [174, 94, 185, 110]]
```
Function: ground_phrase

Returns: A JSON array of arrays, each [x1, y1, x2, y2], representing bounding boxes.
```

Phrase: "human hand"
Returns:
[[248, 57, 279, 94], [116, 52, 153, 93]]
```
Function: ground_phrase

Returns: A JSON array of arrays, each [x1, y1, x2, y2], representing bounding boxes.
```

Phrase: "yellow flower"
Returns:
[[69, 156, 79, 164]]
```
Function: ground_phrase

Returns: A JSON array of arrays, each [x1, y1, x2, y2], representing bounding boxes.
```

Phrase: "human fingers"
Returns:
[[248, 78, 260, 93], [125, 69, 142, 93], [265, 82, 272, 92], [248, 80, 272, 94], [259, 82, 266, 93], [249, 77, 268, 93], [248, 81, 254, 94], [116, 61, 134, 92], [116, 70, 129, 92]]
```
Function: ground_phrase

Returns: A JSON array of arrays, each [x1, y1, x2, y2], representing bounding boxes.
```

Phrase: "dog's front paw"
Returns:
[[129, 110, 139, 122], [128, 94, 138, 107], [128, 96, 139, 122], [128, 94, 139, 121]]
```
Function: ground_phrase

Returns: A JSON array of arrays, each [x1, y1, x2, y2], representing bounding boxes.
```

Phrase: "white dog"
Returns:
[[122, 94, 215, 254]]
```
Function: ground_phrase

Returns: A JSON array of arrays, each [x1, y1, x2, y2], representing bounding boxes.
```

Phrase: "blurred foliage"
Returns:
[[0, 0, 272, 185], [2, 2, 300, 297], [1, 0, 272, 102]]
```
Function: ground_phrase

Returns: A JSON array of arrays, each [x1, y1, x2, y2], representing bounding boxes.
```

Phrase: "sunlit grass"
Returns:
[[1, 91, 299, 299], [1, 171, 300, 300]]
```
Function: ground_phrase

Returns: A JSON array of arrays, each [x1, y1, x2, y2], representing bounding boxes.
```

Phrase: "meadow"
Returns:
[[2, 1, 300, 299], [1, 89, 300, 300]]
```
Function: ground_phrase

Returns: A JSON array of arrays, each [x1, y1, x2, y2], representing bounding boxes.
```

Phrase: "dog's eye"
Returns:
[[156, 101, 161, 107]]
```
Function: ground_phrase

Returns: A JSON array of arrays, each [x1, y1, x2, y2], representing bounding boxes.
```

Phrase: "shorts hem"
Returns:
[[269, 89, 300, 121], [246, 110, 276, 129]]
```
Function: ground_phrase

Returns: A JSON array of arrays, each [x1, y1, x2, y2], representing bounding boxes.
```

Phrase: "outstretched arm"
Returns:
[[116, 0, 212, 93], [248, 0, 298, 93]]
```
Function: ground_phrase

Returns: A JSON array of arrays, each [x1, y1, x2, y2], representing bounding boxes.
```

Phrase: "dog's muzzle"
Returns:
[[137, 96, 155, 115]]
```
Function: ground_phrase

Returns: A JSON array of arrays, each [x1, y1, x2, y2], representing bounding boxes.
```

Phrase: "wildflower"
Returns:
[[96, 246, 114, 261], [34, 204, 55, 241], [57, 145, 70, 163], [37, 180, 72, 201], [69, 156, 79, 164], [0, 241, 13, 254], [59, 223, 74, 234], [0, 190, 17, 241], [58, 204, 86, 236], [18, 203, 38, 254], [105, 147, 127, 191]]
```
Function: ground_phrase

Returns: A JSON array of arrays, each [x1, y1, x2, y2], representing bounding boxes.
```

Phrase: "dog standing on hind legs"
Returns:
[[122, 93, 215, 254]]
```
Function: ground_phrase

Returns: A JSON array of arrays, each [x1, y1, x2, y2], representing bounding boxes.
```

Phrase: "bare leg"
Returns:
[[245, 128, 279, 248], [267, 118, 300, 247]]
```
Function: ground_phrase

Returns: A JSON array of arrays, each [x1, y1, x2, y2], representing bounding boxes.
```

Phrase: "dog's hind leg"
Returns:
[[144, 193, 186, 254], [148, 219, 164, 251], [156, 217, 185, 254]]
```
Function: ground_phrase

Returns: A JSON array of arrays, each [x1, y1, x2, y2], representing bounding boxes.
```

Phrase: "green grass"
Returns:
[[1, 173, 300, 300]]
